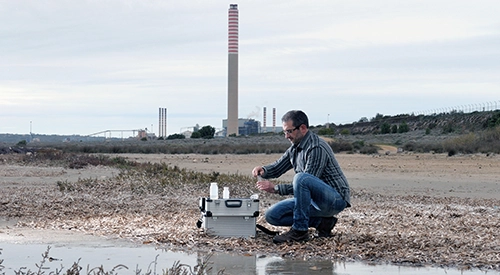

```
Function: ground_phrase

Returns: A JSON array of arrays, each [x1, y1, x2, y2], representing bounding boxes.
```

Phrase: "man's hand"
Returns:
[[256, 179, 276, 194], [252, 166, 264, 177]]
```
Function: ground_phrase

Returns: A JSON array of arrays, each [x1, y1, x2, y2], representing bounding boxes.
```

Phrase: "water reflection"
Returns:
[[201, 252, 497, 275], [203, 252, 257, 274], [258, 256, 334, 274], [0, 242, 497, 275]]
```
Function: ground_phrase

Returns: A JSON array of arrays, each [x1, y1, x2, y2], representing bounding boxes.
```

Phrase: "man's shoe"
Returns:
[[316, 217, 338, 238], [273, 228, 310, 244]]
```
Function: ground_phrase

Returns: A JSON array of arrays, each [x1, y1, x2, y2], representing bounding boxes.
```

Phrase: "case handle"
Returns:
[[224, 199, 242, 208]]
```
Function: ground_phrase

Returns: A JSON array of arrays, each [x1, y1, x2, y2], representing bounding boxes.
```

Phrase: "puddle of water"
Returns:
[[1, 242, 497, 275], [0, 242, 196, 274]]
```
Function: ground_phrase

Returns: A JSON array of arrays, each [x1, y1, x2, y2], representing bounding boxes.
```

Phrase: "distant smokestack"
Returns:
[[263, 107, 267, 133], [273, 108, 276, 133], [159, 107, 167, 137], [227, 4, 239, 136]]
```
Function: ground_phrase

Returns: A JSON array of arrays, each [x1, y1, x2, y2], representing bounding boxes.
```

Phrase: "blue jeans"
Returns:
[[265, 172, 347, 231]]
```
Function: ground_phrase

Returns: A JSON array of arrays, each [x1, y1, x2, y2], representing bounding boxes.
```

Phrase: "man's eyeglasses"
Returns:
[[283, 126, 300, 135]]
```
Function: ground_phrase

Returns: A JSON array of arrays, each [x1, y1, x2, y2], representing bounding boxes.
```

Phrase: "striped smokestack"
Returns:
[[273, 108, 276, 133], [263, 107, 267, 133], [227, 4, 239, 136]]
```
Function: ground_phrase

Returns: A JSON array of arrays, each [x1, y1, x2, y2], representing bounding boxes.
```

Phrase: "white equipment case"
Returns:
[[198, 197, 259, 237]]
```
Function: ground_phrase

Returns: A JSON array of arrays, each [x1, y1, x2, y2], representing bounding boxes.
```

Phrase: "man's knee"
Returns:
[[264, 209, 279, 226], [264, 211, 276, 225], [293, 172, 307, 186], [293, 172, 316, 189]]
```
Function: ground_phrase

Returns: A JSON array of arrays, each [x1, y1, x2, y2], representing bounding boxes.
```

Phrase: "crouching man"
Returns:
[[252, 110, 351, 244]]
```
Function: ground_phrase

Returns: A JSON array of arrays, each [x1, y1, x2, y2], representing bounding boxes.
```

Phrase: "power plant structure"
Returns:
[[261, 107, 278, 133], [226, 4, 239, 136], [262, 107, 267, 133], [260, 107, 278, 133], [222, 106, 279, 136], [272, 107, 276, 133], [158, 107, 167, 138]]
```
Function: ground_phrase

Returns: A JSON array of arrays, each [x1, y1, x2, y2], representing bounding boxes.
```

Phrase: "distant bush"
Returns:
[[480, 125, 500, 142], [484, 111, 500, 128], [328, 140, 352, 153], [442, 122, 455, 134], [401, 126, 500, 155], [191, 132, 201, 139], [478, 126, 500, 153], [340, 129, 350, 135], [359, 144, 379, 154], [198, 125, 216, 139], [443, 133, 478, 155], [380, 123, 391, 134], [352, 140, 365, 150], [167, 134, 185, 140], [402, 141, 417, 152], [398, 121, 409, 133], [318, 128, 335, 135], [391, 125, 398, 134], [17, 140, 27, 146]]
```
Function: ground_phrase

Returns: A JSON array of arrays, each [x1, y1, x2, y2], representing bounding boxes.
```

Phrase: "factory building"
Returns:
[[222, 118, 259, 136]]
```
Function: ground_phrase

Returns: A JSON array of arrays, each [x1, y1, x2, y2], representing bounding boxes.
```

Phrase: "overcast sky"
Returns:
[[1, 0, 499, 137]]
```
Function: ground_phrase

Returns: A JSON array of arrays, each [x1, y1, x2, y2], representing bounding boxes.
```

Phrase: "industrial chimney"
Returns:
[[158, 107, 167, 138], [227, 4, 239, 136], [263, 107, 267, 133], [273, 108, 276, 133]]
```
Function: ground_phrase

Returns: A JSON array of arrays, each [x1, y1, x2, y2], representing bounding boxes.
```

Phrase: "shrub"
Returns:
[[484, 111, 500, 128], [340, 129, 350, 135], [17, 140, 27, 146], [391, 125, 398, 134], [380, 123, 391, 134], [167, 134, 185, 140], [443, 133, 478, 154], [352, 140, 365, 150], [318, 128, 335, 135], [403, 141, 416, 152], [359, 145, 379, 154], [199, 125, 215, 139], [477, 126, 500, 153], [398, 121, 409, 133], [442, 122, 455, 134], [479, 125, 500, 142], [328, 140, 352, 153]]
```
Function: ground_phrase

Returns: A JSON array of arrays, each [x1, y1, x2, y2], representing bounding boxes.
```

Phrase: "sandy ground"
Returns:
[[0, 164, 120, 244], [3, 152, 498, 200], [1, 152, 499, 270], [114, 152, 500, 199]]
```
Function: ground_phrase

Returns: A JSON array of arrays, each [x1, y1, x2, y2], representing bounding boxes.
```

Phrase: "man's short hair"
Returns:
[[281, 110, 309, 128]]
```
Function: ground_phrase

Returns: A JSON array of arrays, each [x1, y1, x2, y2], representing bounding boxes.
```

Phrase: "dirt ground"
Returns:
[[114, 152, 500, 199], [1, 152, 499, 270], [2, 152, 498, 200]]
